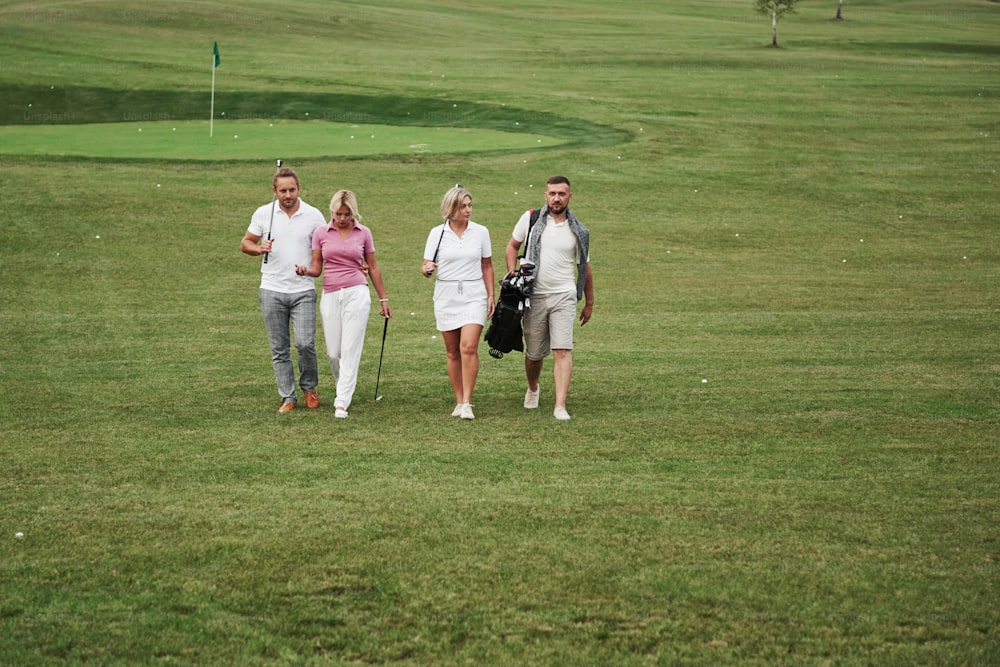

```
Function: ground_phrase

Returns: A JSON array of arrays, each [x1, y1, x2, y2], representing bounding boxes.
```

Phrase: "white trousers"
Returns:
[[319, 285, 371, 410]]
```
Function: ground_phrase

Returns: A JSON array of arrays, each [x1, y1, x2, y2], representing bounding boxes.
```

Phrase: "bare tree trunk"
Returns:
[[835, 0, 844, 20], [771, 9, 778, 46]]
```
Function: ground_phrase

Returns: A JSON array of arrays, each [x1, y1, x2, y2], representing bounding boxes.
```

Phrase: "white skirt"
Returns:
[[433, 280, 487, 331]]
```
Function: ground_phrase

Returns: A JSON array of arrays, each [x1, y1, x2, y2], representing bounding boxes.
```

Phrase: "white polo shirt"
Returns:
[[248, 199, 326, 293], [512, 211, 585, 295], [423, 220, 492, 282]]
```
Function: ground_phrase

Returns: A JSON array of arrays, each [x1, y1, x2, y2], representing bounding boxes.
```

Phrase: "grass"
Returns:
[[0, 120, 558, 160], [1, 0, 998, 664], [1, 85, 628, 158]]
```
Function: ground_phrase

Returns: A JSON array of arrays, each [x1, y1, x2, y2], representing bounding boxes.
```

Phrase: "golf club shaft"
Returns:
[[262, 159, 283, 264], [374, 316, 388, 400]]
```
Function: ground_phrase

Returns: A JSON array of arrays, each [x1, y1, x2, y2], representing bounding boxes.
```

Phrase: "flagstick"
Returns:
[[210, 54, 216, 138]]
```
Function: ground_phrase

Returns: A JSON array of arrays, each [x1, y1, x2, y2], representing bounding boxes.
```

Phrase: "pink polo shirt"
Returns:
[[311, 222, 375, 294]]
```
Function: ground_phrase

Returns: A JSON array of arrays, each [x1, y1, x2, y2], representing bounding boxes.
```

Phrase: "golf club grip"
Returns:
[[423, 224, 447, 276]]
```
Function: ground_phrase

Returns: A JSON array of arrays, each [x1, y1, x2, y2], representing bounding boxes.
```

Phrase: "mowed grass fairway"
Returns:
[[0, 120, 558, 160], [1, 0, 997, 664]]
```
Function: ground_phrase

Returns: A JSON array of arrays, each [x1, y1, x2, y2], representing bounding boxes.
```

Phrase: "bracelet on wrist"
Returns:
[[379, 298, 389, 302]]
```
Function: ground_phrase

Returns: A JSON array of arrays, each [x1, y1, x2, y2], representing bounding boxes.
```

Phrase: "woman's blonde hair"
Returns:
[[440, 184, 471, 221], [329, 189, 361, 221]]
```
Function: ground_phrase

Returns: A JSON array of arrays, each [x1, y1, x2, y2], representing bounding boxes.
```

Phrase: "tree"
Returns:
[[835, 0, 845, 20], [754, 0, 800, 47]]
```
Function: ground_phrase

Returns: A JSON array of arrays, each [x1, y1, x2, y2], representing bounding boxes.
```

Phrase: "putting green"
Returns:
[[0, 119, 558, 161]]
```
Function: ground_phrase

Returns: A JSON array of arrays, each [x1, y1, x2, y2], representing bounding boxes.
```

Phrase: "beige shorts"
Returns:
[[522, 291, 576, 360]]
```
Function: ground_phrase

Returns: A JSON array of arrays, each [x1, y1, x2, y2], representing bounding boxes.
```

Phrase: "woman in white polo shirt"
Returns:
[[421, 185, 495, 420]]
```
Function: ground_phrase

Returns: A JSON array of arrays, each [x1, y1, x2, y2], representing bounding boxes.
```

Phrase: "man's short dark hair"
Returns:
[[547, 175, 571, 189], [273, 167, 299, 187]]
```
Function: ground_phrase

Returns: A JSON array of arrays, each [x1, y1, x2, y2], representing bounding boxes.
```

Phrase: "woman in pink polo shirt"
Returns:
[[296, 190, 390, 418]]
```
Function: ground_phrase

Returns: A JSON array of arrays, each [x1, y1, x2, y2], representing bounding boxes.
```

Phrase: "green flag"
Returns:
[[213, 42, 220, 68]]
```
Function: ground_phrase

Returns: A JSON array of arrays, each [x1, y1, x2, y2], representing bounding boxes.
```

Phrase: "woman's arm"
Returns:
[[366, 252, 392, 318], [481, 256, 495, 319], [294, 248, 323, 277]]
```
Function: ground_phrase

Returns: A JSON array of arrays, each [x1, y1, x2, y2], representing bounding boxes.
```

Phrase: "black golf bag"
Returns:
[[484, 261, 535, 359]]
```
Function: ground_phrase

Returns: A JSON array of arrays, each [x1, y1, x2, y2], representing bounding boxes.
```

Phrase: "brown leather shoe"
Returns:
[[304, 390, 320, 409], [277, 400, 296, 414]]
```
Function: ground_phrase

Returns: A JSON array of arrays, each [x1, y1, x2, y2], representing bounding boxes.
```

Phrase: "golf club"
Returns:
[[262, 158, 283, 264], [374, 316, 388, 401]]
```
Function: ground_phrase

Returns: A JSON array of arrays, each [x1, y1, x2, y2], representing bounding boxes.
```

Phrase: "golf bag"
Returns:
[[484, 260, 535, 359], [484, 208, 542, 359]]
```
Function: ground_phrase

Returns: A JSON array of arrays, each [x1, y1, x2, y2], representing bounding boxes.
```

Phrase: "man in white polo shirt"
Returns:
[[240, 167, 327, 413], [504, 176, 594, 421]]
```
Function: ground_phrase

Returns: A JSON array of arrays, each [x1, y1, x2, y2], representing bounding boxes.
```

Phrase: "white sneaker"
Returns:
[[335, 404, 348, 419], [553, 406, 571, 421], [451, 404, 464, 417], [460, 403, 475, 420], [524, 387, 540, 409]]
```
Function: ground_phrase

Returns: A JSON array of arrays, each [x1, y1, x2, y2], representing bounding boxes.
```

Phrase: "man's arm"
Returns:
[[579, 262, 594, 325], [504, 237, 522, 276], [240, 231, 271, 256]]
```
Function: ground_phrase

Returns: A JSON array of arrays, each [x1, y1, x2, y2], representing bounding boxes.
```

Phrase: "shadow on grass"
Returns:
[[853, 41, 1000, 57]]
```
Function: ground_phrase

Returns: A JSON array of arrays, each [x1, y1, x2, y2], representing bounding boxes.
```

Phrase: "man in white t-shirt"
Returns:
[[240, 167, 327, 413], [504, 176, 594, 421]]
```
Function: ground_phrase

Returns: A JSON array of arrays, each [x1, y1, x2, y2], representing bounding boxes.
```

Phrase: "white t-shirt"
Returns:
[[512, 211, 586, 295], [248, 199, 326, 293], [423, 220, 492, 282]]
